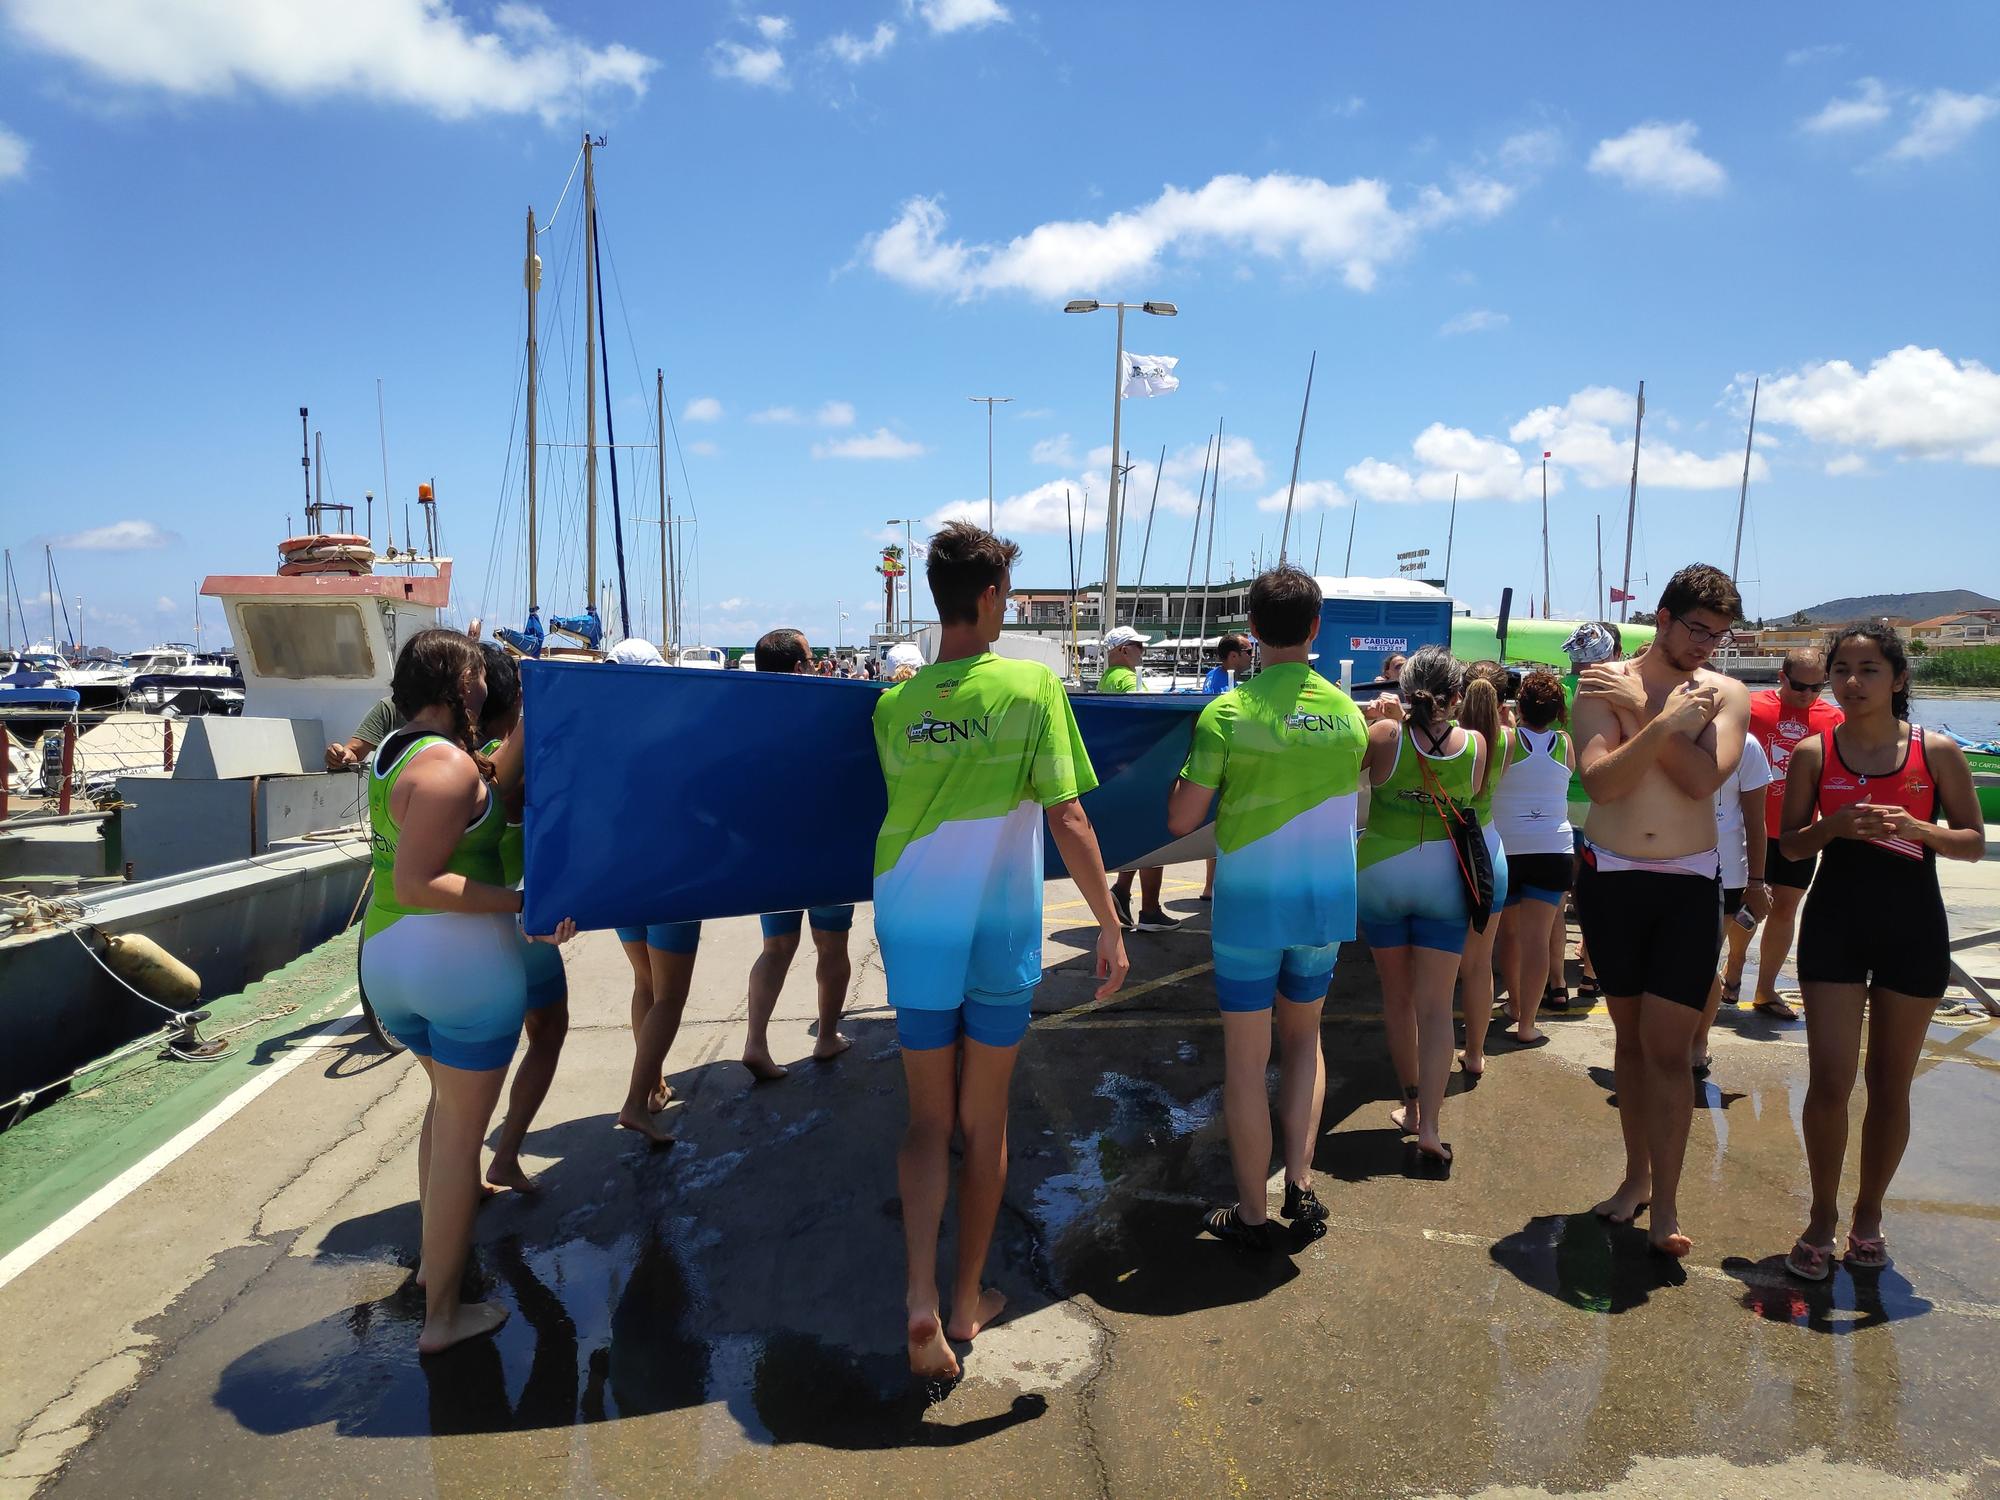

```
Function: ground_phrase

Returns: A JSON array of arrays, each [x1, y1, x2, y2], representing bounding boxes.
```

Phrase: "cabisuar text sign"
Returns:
[[519, 662, 1210, 935]]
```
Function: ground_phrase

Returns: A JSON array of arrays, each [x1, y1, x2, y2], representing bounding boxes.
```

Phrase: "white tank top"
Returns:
[[1489, 725, 1574, 855]]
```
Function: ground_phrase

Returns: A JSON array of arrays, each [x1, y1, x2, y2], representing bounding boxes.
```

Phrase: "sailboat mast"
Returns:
[[582, 134, 599, 608], [1731, 377, 1759, 583], [1342, 481, 1359, 574], [1133, 444, 1164, 597], [526, 207, 540, 612], [1443, 473, 1459, 592], [1313, 513, 1326, 576], [657, 369, 669, 651], [1277, 350, 1316, 563], [1596, 514, 1604, 620], [1619, 380, 1644, 622], [1176, 433, 1214, 677], [1198, 423, 1221, 652], [1540, 454, 1551, 618]]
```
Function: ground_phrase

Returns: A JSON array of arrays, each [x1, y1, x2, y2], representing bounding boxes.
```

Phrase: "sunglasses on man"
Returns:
[[1782, 671, 1826, 693]]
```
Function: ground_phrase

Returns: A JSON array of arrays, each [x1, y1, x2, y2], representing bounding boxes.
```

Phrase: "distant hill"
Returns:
[[1773, 589, 2000, 625]]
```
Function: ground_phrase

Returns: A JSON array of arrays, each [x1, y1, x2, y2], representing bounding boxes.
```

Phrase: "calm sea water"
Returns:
[[1912, 694, 2000, 745]]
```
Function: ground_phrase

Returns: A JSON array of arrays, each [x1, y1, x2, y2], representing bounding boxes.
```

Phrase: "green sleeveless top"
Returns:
[[480, 737, 527, 888], [1468, 725, 1505, 822], [364, 730, 506, 936], [1360, 723, 1477, 866]]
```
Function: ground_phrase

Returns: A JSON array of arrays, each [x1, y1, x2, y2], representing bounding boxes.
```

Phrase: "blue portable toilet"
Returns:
[[1309, 576, 1453, 689]]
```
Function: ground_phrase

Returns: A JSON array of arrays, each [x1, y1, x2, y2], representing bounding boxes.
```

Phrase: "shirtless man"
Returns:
[[1572, 563, 1748, 1258]]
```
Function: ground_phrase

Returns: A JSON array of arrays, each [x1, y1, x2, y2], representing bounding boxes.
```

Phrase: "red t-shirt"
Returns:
[[1749, 688, 1844, 838]]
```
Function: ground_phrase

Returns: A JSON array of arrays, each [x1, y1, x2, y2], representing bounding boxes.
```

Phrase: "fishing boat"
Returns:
[[1945, 729, 2000, 821]]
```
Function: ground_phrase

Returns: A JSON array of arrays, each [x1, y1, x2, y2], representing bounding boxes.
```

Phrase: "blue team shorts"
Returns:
[[1360, 914, 1470, 955], [520, 931, 568, 1011], [759, 905, 857, 940], [895, 997, 1035, 1051], [360, 912, 526, 1072], [614, 920, 703, 954], [1212, 939, 1341, 1011]]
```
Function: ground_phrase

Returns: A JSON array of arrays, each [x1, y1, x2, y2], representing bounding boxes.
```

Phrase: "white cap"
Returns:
[[1560, 621, 1617, 666], [1102, 626, 1151, 650], [884, 642, 924, 671], [608, 638, 666, 667]]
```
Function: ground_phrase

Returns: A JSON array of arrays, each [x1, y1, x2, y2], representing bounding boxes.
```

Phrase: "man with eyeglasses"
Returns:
[[1571, 563, 1750, 1259], [1746, 647, 1844, 1021]]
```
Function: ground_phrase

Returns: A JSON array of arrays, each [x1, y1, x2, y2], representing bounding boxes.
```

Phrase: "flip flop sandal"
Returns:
[[1544, 983, 1570, 1013], [1845, 1233, 1889, 1270], [1414, 1142, 1453, 1176], [1753, 998, 1800, 1021], [1719, 980, 1743, 1007], [1575, 977, 1602, 1004], [1785, 1238, 1837, 1282], [1692, 1056, 1712, 1079]]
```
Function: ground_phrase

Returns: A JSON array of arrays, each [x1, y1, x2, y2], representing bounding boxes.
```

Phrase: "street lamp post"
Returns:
[[837, 605, 849, 650], [1064, 297, 1176, 635], [969, 396, 1012, 530]]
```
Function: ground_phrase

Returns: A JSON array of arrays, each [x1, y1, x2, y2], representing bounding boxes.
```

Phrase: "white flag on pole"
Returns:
[[1121, 353, 1180, 398]]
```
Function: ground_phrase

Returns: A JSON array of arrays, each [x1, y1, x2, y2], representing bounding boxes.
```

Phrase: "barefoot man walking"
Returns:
[[1572, 564, 1748, 1258], [873, 521, 1128, 1379]]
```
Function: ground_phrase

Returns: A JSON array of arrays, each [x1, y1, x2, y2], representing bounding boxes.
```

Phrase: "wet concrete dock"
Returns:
[[4, 860, 2000, 1498]]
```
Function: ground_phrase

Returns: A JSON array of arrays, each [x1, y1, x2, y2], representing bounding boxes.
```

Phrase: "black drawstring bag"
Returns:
[[1414, 731, 1495, 933]]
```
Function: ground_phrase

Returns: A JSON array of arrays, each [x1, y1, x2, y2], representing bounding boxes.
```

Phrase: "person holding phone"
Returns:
[[1777, 623, 1985, 1280]]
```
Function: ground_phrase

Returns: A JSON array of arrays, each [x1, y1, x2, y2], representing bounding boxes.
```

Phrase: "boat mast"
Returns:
[[1277, 350, 1316, 563], [1595, 514, 1604, 620], [1443, 473, 1459, 592], [526, 207, 540, 614], [1313, 513, 1326, 576], [1132, 443, 1165, 607], [1540, 452, 1551, 618], [582, 134, 599, 609], [1731, 376, 1759, 584], [1197, 424, 1221, 653], [1619, 380, 1644, 623], [1176, 433, 1214, 678], [657, 369, 669, 651]]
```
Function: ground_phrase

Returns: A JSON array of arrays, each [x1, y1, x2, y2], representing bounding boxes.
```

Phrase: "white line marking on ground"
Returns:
[[0, 998, 364, 1293]]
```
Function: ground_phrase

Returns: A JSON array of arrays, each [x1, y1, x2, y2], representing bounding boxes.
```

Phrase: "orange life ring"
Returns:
[[278, 532, 371, 556]]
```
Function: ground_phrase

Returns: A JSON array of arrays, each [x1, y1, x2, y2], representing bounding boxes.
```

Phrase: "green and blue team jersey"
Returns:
[[872, 654, 1097, 1008], [1097, 664, 1139, 695], [1179, 662, 1368, 949], [364, 731, 506, 939]]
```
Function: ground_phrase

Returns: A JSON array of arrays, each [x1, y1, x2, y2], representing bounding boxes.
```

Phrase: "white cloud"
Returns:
[[1754, 346, 2000, 465], [688, 439, 720, 457], [1497, 126, 1562, 171], [1801, 77, 1893, 133], [1347, 424, 1548, 505], [1440, 308, 1508, 337], [815, 427, 925, 460], [709, 39, 786, 88], [1785, 42, 1848, 67], [1327, 95, 1365, 119], [49, 518, 178, 550], [3, 0, 654, 123], [815, 400, 856, 428], [1885, 88, 2000, 161], [1823, 453, 1869, 476], [716, 596, 748, 611], [748, 405, 799, 424], [1509, 389, 1766, 490], [860, 169, 1514, 301], [154, 595, 176, 613], [827, 22, 896, 64], [1588, 121, 1727, 196], [1031, 433, 1078, 466], [1255, 479, 1346, 514], [926, 477, 1090, 536], [684, 395, 724, 423], [754, 14, 791, 41], [909, 0, 1010, 35], [0, 123, 26, 181]]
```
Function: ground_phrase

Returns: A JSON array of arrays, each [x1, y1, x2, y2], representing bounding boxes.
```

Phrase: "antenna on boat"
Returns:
[[376, 379, 393, 554], [298, 407, 311, 520]]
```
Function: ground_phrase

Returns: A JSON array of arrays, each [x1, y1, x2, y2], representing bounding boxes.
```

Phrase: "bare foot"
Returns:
[[1457, 1051, 1485, 1078], [907, 1308, 960, 1380], [417, 1299, 509, 1355], [646, 1081, 675, 1114], [811, 1031, 852, 1061], [946, 1287, 1008, 1343], [741, 1049, 789, 1082], [1650, 1224, 1694, 1258], [1592, 1181, 1651, 1226], [1388, 1100, 1420, 1135], [484, 1155, 543, 1195], [615, 1107, 678, 1145]]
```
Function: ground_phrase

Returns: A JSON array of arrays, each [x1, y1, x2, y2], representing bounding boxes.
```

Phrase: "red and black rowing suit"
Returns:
[[1797, 723, 1949, 998]]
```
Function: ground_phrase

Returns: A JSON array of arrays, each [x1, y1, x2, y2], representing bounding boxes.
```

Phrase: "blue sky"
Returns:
[[2, 0, 1996, 652]]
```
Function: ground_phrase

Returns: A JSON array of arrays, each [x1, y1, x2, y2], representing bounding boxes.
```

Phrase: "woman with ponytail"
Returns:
[[361, 628, 575, 1353], [1358, 645, 1487, 1169], [1452, 662, 1512, 1075], [1775, 622, 1984, 1280]]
